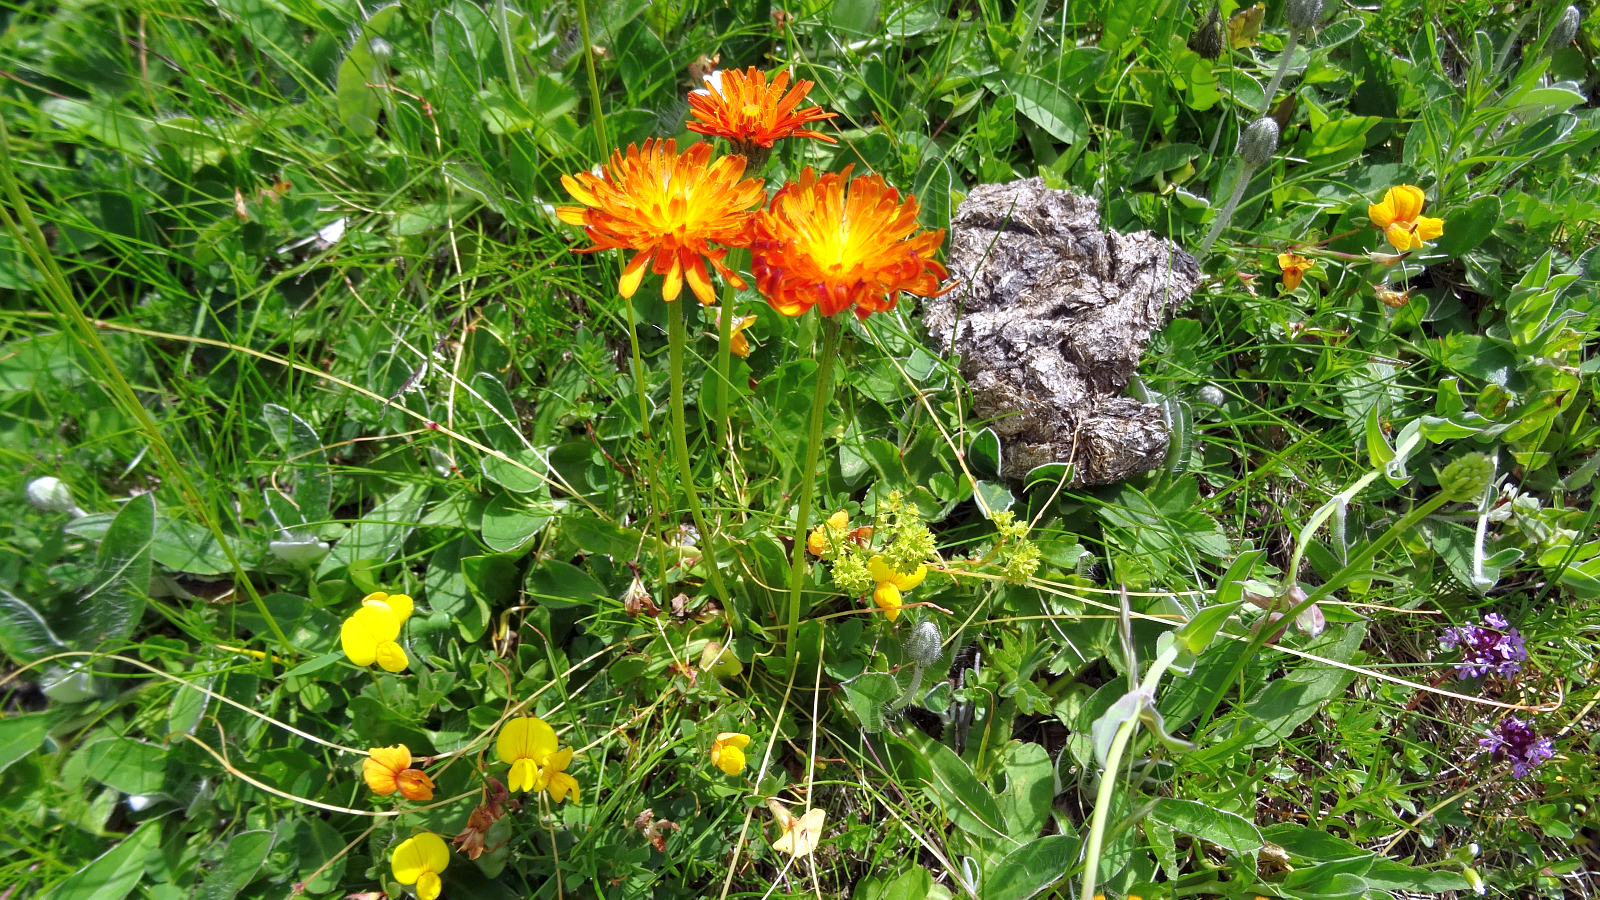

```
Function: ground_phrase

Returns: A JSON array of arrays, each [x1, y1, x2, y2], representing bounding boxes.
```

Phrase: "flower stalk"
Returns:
[[785, 314, 844, 663], [668, 298, 732, 602]]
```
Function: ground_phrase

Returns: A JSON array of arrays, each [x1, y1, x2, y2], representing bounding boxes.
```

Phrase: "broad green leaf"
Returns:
[[1230, 623, 1367, 749], [482, 492, 556, 553], [195, 830, 274, 900], [296, 818, 348, 894], [1004, 74, 1087, 144], [1150, 797, 1262, 854], [84, 737, 168, 795], [319, 482, 429, 576], [66, 514, 239, 576], [979, 834, 1080, 900], [72, 493, 155, 648], [998, 741, 1053, 840], [0, 710, 63, 774], [1434, 194, 1499, 259], [524, 559, 607, 610], [40, 99, 152, 155], [911, 734, 1009, 843], [0, 587, 68, 661], [335, 5, 404, 139], [844, 673, 898, 732], [1302, 116, 1380, 158], [42, 818, 161, 900], [262, 404, 330, 527]]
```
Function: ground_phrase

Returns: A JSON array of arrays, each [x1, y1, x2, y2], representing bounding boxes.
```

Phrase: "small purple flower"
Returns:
[[1440, 614, 1527, 679], [1479, 716, 1554, 779]]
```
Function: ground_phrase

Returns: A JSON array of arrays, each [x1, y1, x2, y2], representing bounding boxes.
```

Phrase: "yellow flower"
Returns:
[[391, 831, 450, 900], [709, 732, 751, 775], [1277, 252, 1310, 291], [728, 314, 758, 358], [340, 592, 413, 672], [767, 800, 826, 858], [496, 716, 579, 802], [557, 139, 766, 305], [749, 166, 949, 319], [868, 555, 927, 623], [397, 768, 436, 801], [1368, 184, 1444, 252], [807, 510, 849, 557], [363, 745, 412, 795]]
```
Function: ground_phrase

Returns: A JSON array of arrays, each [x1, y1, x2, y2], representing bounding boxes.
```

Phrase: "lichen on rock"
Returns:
[[922, 178, 1201, 485]]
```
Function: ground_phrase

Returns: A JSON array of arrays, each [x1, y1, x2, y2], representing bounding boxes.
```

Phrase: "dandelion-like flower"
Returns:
[[868, 555, 926, 623], [749, 166, 949, 319], [340, 591, 413, 673], [1479, 715, 1554, 779], [363, 744, 435, 801], [557, 139, 766, 305], [1440, 613, 1527, 679], [496, 716, 579, 802], [1368, 184, 1444, 252], [709, 732, 751, 775], [1277, 252, 1310, 291], [391, 831, 450, 900], [687, 66, 838, 160]]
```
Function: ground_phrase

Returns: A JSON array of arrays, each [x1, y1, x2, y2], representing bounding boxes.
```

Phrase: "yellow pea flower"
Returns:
[[1277, 252, 1311, 291], [1368, 184, 1444, 252], [363, 745, 412, 795], [391, 831, 450, 900], [867, 556, 926, 623], [496, 716, 579, 802], [397, 768, 436, 801], [340, 592, 413, 672], [729, 314, 758, 358], [767, 799, 826, 858], [709, 732, 751, 775], [807, 510, 850, 557]]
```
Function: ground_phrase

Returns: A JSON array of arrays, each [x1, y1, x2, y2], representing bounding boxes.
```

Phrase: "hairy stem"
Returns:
[[667, 299, 730, 601], [785, 314, 845, 664]]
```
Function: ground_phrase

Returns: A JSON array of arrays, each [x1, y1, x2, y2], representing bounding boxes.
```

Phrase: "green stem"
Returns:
[[667, 299, 730, 601], [715, 249, 748, 445], [785, 314, 844, 664], [573, 0, 606, 152], [1257, 27, 1300, 116], [623, 293, 651, 439], [1192, 488, 1453, 733]]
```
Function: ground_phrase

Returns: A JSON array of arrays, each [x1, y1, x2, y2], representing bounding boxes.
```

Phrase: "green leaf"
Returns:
[[1149, 798, 1263, 854], [262, 404, 330, 527], [84, 737, 168, 795], [41, 818, 161, 900], [296, 819, 348, 894], [909, 733, 1009, 843], [72, 493, 155, 648], [1434, 194, 1499, 259], [195, 830, 274, 900], [40, 99, 152, 156], [998, 741, 1053, 840], [1302, 116, 1380, 158], [0, 710, 63, 774], [335, 5, 404, 139], [1003, 74, 1088, 144], [481, 492, 556, 553], [65, 514, 240, 576], [319, 482, 429, 576], [979, 834, 1080, 900], [0, 587, 68, 661], [524, 559, 607, 610]]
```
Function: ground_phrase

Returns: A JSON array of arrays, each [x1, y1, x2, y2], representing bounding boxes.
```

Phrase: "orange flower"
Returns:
[[1368, 185, 1444, 252], [397, 768, 436, 801], [364, 745, 412, 795], [557, 140, 766, 305], [749, 166, 949, 319], [1277, 252, 1310, 291], [687, 67, 837, 157]]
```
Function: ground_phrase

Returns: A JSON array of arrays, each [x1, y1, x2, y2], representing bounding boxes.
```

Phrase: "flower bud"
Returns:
[[1188, 3, 1224, 60], [1286, 0, 1323, 31], [1376, 286, 1411, 308], [1238, 117, 1280, 168], [27, 476, 84, 517], [1548, 6, 1581, 52], [904, 621, 943, 669], [1437, 453, 1495, 502], [1196, 384, 1226, 406]]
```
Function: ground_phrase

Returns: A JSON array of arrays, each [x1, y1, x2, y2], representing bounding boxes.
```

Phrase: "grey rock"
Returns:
[[923, 179, 1200, 484]]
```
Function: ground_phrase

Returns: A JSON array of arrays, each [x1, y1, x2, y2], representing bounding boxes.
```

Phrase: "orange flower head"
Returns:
[[687, 67, 838, 160], [557, 140, 766, 305], [1367, 184, 1444, 252], [750, 166, 950, 319], [363, 745, 412, 796], [397, 768, 436, 801], [1277, 252, 1310, 291]]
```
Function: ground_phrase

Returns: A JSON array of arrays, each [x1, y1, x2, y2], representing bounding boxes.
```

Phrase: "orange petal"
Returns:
[[685, 254, 715, 305], [619, 250, 651, 298], [662, 255, 684, 302]]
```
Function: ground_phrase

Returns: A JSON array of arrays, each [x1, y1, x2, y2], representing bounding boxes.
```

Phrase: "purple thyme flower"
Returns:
[[1478, 716, 1554, 779], [1440, 613, 1527, 679]]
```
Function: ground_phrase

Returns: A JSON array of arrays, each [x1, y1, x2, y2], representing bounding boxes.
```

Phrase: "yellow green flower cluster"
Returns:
[[806, 492, 941, 622]]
